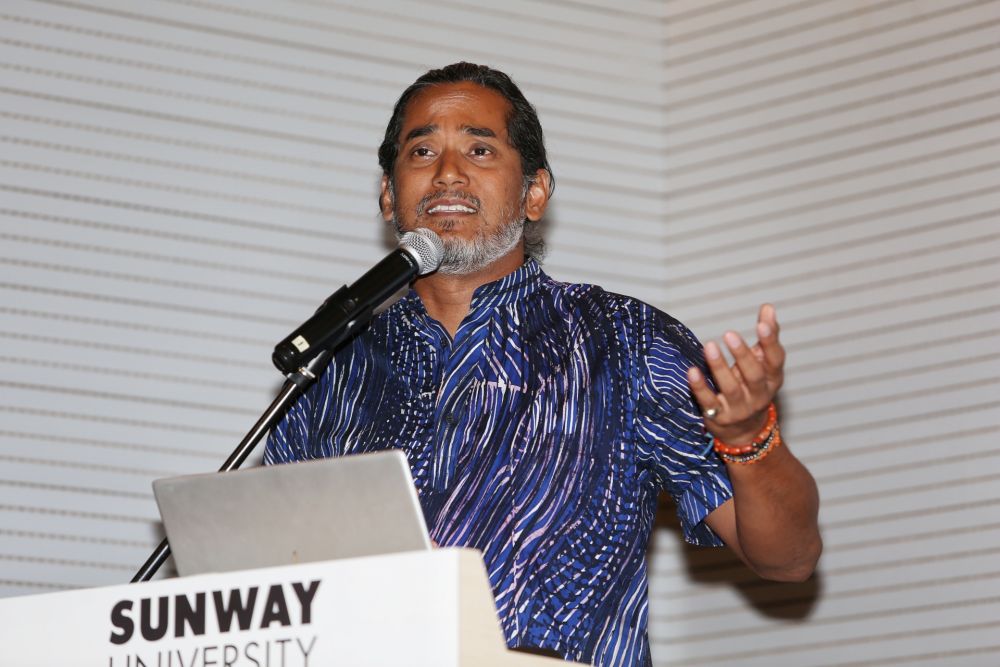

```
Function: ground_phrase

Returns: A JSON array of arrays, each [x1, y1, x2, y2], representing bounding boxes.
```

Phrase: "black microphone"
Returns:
[[272, 228, 444, 375]]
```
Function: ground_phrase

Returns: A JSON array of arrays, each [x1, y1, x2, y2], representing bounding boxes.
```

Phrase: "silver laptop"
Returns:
[[153, 450, 432, 576]]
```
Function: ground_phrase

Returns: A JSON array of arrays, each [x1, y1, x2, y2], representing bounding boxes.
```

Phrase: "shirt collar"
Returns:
[[397, 258, 545, 329], [469, 258, 544, 312]]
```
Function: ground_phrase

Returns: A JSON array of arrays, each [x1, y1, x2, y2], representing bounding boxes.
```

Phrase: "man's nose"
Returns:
[[433, 150, 468, 188]]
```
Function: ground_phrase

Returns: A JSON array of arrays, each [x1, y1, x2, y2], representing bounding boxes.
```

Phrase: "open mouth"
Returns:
[[426, 203, 477, 214], [419, 192, 481, 217]]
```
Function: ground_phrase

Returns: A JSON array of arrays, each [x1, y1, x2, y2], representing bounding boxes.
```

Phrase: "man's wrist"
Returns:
[[712, 404, 781, 465]]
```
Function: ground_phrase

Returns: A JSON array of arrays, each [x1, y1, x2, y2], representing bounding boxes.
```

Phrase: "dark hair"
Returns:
[[378, 62, 553, 259]]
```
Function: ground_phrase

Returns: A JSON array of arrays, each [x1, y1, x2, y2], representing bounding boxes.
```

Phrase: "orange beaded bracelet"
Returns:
[[713, 403, 781, 465], [717, 425, 782, 465]]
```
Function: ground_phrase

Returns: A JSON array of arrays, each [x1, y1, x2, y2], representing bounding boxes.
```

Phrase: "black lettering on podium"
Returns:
[[292, 581, 321, 624], [109, 599, 134, 644], [213, 587, 258, 632], [259, 585, 291, 628], [174, 592, 206, 638], [140, 597, 169, 641]]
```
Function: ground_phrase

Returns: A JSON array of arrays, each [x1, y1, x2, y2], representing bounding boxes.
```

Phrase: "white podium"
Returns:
[[0, 548, 583, 666]]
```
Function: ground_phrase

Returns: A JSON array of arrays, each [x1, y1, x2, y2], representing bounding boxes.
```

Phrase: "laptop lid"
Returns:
[[153, 450, 432, 577]]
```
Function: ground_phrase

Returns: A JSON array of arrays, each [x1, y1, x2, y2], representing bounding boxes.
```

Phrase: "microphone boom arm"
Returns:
[[271, 251, 418, 375], [130, 350, 331, 583]]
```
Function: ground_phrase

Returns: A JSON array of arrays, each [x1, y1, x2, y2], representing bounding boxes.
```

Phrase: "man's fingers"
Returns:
[[756, 304, 780, 343], [704, 340, 756, 417], [703, 341, 742, 399], [723, 331, 767, 393], [759, 303, 779, 335], [687, 365, 722, 413], [757, 321, 785, 370], [692, 306, 787, 438], [756, 306, 786, 377]]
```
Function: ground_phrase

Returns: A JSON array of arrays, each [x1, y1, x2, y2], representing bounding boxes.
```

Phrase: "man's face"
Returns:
[[380, 82, 548, 275]]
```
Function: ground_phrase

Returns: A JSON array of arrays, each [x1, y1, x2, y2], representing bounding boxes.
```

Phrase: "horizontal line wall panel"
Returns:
[[38, 0, 669, 110], [431, 0, 667, 38], [662, 0, 990, 82], [654, 1, 1000, 664], [289, 0, 666, 54]]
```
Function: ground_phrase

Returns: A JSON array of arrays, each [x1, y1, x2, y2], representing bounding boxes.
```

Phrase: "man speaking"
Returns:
[[265, 62, 821, 667]]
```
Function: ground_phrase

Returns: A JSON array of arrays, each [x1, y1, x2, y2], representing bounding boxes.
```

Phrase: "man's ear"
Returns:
[[379, 173, 394, 222], [524, 169, 551, 222]]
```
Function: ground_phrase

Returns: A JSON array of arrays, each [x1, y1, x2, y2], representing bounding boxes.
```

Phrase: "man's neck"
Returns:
[[412, 245, 525, 338]]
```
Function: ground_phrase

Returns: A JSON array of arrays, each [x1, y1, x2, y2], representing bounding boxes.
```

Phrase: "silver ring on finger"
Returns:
[[705, 407, 719, 420]]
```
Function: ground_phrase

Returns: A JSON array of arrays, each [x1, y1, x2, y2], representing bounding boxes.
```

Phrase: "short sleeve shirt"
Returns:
[[265, 260, 733, 667]]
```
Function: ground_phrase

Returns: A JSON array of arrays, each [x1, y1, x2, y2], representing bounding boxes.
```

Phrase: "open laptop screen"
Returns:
[[153, 450, 432, 577]]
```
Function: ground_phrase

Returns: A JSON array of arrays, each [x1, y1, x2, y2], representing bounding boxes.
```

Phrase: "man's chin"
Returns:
[[426, 216, 474, 233], [394, 218, 471, 238], [393, 214, 523, 274]]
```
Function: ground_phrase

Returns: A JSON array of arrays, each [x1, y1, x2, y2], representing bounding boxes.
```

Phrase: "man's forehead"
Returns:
[[399, 82, 511, 139]]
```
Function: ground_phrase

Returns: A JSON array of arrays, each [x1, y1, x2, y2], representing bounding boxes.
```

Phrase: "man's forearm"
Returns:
[[727, 442, 822, 582]]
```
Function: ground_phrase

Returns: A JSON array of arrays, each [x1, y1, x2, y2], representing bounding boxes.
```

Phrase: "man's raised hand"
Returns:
[[687, 304, 786, 445]]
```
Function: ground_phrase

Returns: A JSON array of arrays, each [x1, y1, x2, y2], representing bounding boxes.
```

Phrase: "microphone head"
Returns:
[[399, 228, 444, 275]]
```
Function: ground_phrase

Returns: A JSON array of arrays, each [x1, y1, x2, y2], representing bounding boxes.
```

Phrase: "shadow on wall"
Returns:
[[652, 492, 823, 621]]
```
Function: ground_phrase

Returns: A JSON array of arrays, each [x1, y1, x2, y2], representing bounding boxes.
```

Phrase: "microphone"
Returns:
[[272, 228, 444, 375]]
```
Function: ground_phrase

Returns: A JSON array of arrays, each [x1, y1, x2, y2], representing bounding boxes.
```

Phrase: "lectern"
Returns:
[[0, 548, 584, 666]]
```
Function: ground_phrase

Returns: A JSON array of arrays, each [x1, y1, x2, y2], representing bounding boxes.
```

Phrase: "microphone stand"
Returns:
[[130, 229, 442, 583], [130, 351, 331, 583]]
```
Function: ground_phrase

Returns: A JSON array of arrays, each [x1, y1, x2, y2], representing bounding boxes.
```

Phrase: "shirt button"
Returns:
[[444, 412, 457, 425]]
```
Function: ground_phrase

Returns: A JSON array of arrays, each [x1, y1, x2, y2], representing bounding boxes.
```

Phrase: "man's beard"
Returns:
[[392, 190, 526, 276]]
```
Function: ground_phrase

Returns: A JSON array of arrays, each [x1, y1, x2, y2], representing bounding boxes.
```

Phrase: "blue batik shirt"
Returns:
[[265, 260, 733, 667]]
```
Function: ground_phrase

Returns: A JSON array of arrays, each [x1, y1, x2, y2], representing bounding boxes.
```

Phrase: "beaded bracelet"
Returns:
[[716, 424, 782, 465], [712, 403, 781, 465]]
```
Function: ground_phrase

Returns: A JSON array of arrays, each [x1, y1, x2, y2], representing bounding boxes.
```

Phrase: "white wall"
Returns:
[[1, 1, 998, 665], [650, 1, 1000, 665]]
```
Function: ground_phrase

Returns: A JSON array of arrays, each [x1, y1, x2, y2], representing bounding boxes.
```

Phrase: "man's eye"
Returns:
[[412, 147, 434, 157], [471, 146, 492, 157]]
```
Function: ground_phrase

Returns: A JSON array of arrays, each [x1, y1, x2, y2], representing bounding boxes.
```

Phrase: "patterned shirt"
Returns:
[[264, 260, 733, 667]]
